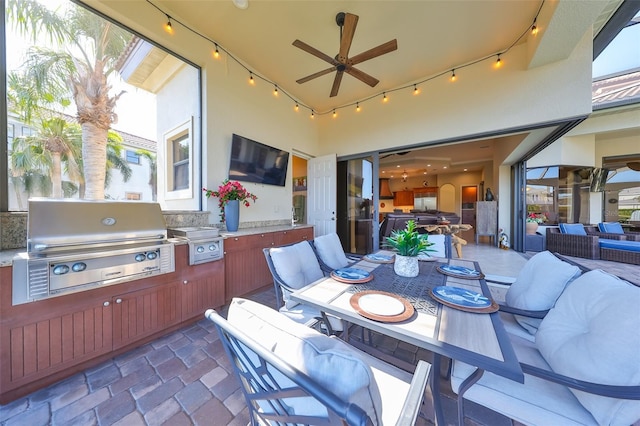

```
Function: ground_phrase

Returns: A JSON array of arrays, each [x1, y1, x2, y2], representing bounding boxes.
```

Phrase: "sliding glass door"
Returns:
[[337, 156, 374, 254]]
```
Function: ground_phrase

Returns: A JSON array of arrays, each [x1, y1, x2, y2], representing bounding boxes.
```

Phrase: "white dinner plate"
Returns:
[[357, 293, 406, 316]]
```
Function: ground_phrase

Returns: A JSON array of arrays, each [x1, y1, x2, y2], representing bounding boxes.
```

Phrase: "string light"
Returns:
[[164, 14, 173, 34], [147, 0, 544, 119]]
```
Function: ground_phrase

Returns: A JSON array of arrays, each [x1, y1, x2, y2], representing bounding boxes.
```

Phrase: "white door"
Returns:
[[307, 153, 337, 237]]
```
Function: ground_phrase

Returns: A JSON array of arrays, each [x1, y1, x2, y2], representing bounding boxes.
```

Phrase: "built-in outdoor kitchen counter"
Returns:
[[0, 200, 313, 404]]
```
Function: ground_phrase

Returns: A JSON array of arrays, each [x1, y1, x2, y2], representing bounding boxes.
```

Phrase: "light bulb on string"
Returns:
[[310, 110, 315, 119], [382, 92, 388, 103], [531, 18, 538, 35], [413, 84, 420, 95], [495, 54, 502, 69], [450, 69, 457, 82], [249, 72, 255, 85], [356, 102, 360, 112], [332, 109, 337, 118], [213, 44, 220, 59], [164, 15, 173, 34], [294, 103, 299, 112], [273, 85, 278, 96]]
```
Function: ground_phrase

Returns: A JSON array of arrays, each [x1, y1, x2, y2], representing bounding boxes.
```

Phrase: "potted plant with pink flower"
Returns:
[[203, 180, 257, 231]]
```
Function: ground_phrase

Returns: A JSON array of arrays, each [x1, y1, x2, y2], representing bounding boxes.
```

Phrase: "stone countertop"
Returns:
[[0, 225, 314, 267]]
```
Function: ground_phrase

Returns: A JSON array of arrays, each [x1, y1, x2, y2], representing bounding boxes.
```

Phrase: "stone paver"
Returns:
[[175, 381, 212, 414], [143, 398, 181, 425], [87, 363, 122, 391], [95, 389, 136, 425], [3, 401, 49, 426], [136, 377, 184, 413], [52, 387, 110, 424], [155, 357, 187, 381]]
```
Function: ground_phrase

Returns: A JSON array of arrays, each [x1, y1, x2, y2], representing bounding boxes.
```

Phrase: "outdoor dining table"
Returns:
[[290, 251, 523, 425]]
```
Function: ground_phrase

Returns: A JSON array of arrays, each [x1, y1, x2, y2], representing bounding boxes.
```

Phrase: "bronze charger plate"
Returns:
[[429, 287, 499, 314], [350, 291, 415, 322]]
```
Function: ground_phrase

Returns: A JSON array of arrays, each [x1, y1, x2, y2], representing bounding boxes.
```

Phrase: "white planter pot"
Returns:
[[394, 255, 419, 277]]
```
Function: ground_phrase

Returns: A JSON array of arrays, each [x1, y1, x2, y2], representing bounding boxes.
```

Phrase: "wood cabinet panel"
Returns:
[[394, 190, 414, 206], [275, 227, 313, 246], [181, 259, 225, 321]]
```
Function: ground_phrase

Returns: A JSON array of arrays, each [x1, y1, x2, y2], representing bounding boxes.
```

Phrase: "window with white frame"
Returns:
[[164, 119, 193, 197]]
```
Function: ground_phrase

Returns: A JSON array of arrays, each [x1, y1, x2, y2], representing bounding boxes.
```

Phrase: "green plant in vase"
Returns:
[[385, 220, 435, 277]]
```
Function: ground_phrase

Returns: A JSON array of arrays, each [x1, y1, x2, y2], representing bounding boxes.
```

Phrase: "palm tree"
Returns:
[[7, 0, 132, 199], [10, 117, 82, 200], [137, 149, 157, 201]]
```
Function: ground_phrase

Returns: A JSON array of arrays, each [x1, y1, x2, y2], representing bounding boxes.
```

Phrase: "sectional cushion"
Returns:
[[227, 298, 383, 424], [558, 223, 587, 235], [599, 238, 640, 253], [270, 241, 324, 308], [536, 270, 640, 426], [505, 251, 581, 334], [313, 233, 351, 269], [597, 221, 624, 234]]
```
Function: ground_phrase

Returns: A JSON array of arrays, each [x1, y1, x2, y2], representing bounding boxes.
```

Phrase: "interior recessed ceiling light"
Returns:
[[232, 0, 249, 9], [396, 165, 400, 168]]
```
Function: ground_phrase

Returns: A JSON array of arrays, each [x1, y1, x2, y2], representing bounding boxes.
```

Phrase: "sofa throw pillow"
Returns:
[[598, 221, 624, 234], [313, 233, 351, 269], [505, 251, 581, 334], [558, 223, 587, 235], [228, 298, 383, 425], [536, 270, 640, 426], [270, 241, 324, 308]]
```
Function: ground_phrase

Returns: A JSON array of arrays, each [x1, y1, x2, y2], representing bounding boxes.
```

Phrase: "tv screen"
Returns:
[[228, 134, 290, 186]]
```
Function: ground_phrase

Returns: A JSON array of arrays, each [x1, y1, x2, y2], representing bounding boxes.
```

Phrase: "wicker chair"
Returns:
[[546, 228, 600, 259]]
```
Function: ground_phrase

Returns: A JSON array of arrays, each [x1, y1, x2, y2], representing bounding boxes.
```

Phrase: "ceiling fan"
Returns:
[[293, 12, 398, 97]]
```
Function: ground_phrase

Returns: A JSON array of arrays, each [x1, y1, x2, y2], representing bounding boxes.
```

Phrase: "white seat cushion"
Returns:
[[536, 270, 640, 426], [505, 251, 581, 334], [313, 233, 352, 269], [424, 234, 447, 258], [270, 241, 324, 308], [227, 298, 384, 424], [279, 302, 344, 332]]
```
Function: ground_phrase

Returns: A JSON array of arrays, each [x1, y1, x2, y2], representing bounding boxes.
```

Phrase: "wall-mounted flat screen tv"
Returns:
[[228, 134, 290, 187]]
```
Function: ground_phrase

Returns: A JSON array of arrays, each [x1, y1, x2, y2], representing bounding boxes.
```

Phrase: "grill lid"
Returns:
[[27, 199, 168, 253]]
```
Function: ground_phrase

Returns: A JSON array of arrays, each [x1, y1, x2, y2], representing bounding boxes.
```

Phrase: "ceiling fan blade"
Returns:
[[345, 66, 379, 87], [292, 39, 338, 66], [296, 67, 336, 84], [349, 39, 398, 66], [338, 13, 358, 63], [330, 71, 344, 97]]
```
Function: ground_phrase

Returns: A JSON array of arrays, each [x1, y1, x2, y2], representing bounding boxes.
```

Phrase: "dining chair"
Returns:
[[310, 232, 362, 273], [263, 241, 343, 334], [206, 298, 432, 426]]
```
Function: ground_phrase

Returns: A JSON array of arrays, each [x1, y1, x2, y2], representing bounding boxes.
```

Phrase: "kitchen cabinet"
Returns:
[[393, 190, 414, 206], [0, 244, 226, 404], [224, 227, 313, 302]]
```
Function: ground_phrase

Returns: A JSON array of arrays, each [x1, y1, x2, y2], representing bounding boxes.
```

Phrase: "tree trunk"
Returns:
[[51, 152, 62, 198], [82, 122, 107, 200]]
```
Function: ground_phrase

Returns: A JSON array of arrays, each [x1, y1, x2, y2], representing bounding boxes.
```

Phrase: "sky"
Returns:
[[593, 14, 640, 78]]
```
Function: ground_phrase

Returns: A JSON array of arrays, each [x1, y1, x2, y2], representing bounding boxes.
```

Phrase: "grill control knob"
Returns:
[[209, 244, 216, 251], [72, 262, 87, 272], [53, 265, 70, 275], [197, 246, 205, 253], [135, 253, 146, 262], [146, 251, 158, 260]]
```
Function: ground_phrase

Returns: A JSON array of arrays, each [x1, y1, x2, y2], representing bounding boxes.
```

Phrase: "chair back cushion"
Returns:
[[558, 223, 587, 235], [505, 251, 581, 334], [597, 222, 624, 234], [227, 298, 383, 424], [536, 270, 640, 426], [270, 241, 324, 308], [424, 234, 447, 258], [313, 233, 351, 269]]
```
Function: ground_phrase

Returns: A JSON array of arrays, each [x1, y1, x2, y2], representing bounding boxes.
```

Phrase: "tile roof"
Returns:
[[592, 70, 640, 109]]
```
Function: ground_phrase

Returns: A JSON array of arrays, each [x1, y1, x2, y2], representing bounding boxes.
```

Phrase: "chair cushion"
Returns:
[[270, 241, 324, 308], [536, 270, 640, 426], [313, 233, 351, 269], [599, 238, 640, 252], [505, 251, 581, 334], [598, 221, 624, 234], [423, 234, 447, 258], [227, 298, 383, 424], [558, 223, 587, 235]]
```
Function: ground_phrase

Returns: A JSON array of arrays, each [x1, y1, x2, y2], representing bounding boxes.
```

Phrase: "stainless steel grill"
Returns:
[[12, 199, 175, 305]]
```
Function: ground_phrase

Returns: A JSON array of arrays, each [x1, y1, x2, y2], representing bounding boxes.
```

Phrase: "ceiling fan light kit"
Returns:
[[293, 12, 398, 97]]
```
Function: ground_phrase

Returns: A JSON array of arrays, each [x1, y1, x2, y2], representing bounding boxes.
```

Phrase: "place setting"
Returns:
[[350, 290, 415, 322], [429, 286, 499, 313], [330, 267, 374, 283], [436, 264, 485, 279], [362, 253, 395, 264]]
